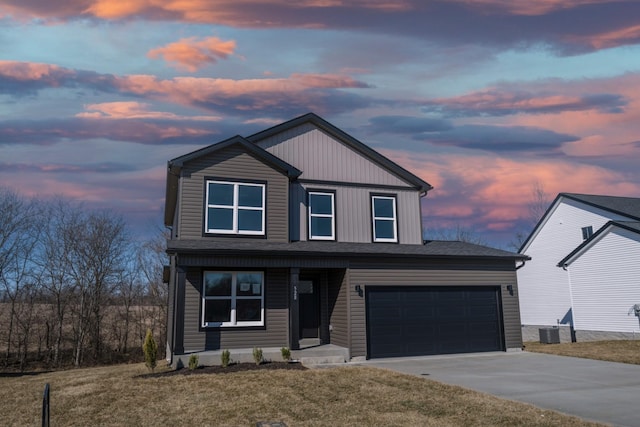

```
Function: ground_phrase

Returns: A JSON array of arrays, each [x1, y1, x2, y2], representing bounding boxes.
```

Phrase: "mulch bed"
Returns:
[[140, 361, 307, 378]]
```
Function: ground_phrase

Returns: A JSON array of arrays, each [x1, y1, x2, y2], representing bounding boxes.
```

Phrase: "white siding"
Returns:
[[256, 123, 413, 187], [568, 227, 640, 333], [518, 197, 632, 326]]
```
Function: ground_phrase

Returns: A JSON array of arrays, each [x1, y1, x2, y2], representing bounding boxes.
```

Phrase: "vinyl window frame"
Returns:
[[371, 194, 398, 243], [307, 190, 336, 241], [204, 179, 266, 236], [201, 271, 264, 328]]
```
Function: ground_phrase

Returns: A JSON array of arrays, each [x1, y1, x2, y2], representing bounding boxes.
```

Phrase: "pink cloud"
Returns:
[[384, 149, 640, 232], [76, 101, 220, 121], [451, 0, 618, 15], [0, 60, 72, 81], [147, 36, 236, 72]]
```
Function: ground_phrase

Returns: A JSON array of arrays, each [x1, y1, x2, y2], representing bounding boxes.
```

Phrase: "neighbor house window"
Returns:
[[308, 191, 335, 240], [581, 226, 593, 240], [372, 195, 397, 242], [202, 271, 264, 327], [205, 180, 265, 235]]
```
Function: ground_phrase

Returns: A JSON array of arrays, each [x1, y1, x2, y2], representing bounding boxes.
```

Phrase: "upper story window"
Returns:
[[202, 271, 264, 327], [205, 180, 265, 235], [372, 195, 397, 242], [581, 226, 593, 240], [308, 191, 335, 240]]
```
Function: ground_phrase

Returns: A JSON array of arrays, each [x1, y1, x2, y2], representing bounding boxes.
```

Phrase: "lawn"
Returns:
[[0, 362, 603, 426], [525, 340, 640, 365]]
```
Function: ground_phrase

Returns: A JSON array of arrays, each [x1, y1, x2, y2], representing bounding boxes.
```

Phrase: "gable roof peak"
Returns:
[[247, 112, 433, 193]]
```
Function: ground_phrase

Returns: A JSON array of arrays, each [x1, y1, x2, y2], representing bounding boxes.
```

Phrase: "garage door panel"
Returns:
[[367, 286, 503, 358]]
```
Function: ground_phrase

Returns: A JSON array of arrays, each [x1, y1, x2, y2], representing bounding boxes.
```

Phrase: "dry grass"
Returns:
[[525, 340, 640, 365], [0, 362, 603, 426]]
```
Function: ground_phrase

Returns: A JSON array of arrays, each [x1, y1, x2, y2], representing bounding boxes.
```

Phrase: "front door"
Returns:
[[298, 280, 319, 339]]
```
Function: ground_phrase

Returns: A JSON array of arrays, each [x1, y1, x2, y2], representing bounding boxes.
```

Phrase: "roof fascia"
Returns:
[[562, 193, 640, 222], [246, 113, 433, 194], [557, 220, 640, 267], [519, 193, 564, 253], [169, 135, 301, 178], [558, 221, 615, 267], [164, 135, 302, 226]]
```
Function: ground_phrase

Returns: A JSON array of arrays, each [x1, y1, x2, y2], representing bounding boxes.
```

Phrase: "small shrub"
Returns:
[[281, 347, 291, 362], [253, 347, 263, 365], [221, 349, 231, 367], [142, 329, 158, 371], [188, 354, 199, 370]]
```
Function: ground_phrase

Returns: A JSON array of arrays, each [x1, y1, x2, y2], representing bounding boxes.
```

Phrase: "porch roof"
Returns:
[[167, 239, 528, 261]]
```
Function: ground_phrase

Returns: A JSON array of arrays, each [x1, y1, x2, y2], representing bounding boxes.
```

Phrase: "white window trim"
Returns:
[[308, 191, 335, 240], [202, 271, 264, 328], [205, 180, 265, 235], [372, 195, 398, 243]]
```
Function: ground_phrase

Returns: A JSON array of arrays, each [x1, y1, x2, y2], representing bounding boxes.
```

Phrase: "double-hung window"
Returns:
[[372, 195, 397, 242], [308, 191, 335, 240], [205, 180, 265, 235], [202, 271, 264, 327]]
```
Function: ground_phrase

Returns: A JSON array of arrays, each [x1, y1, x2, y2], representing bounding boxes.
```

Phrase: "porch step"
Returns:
[[292, 344, 350, 366], [299, 355, 347, 365]]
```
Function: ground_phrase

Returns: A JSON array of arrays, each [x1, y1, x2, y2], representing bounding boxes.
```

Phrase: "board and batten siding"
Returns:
[[348, 266, 522, 358], [256, 123, 414, 187], [567, 227, 640, 334], [291, 182, 423, 244], [518, 198, 633, 327], [177, 147, 289, 242], [182, 268, 289, 352]]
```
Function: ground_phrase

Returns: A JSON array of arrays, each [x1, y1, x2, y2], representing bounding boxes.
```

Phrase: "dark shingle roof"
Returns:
[[558, 220, 640, 266], [167, 239, 528, 260], [562, 193, 640, 220], [519, 192, 640, 252]]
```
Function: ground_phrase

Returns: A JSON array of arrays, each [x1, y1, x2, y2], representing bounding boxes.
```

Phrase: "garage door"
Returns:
[[366, 286, 503, 358]]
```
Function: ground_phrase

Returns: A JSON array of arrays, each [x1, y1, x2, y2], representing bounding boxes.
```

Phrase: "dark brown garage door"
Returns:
[[366, 286, 504, 359]]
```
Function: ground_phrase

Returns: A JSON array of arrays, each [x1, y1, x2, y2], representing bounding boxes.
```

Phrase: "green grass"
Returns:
[[525, 340, 640, 365], [0, 362, 603, 426]]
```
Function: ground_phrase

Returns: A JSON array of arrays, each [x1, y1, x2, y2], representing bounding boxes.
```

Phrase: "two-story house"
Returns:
[[164, 113, 527, 366], [518, 193, 640, 343]]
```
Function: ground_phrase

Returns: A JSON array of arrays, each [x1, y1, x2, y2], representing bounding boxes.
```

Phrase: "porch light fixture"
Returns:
[[355, 284, 363, 297]]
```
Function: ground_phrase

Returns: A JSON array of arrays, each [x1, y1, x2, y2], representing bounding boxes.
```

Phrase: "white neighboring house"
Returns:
[[518, 193, 640, 342]]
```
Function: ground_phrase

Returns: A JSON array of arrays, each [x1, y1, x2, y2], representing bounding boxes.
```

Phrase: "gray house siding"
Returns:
[[178, 146, 289, 242], [181, 267, 289, 352], [348, 263, 521, 358], [256, 123, 413, 187], [291, 182, 423, 244], [328, 269, 349, 349]]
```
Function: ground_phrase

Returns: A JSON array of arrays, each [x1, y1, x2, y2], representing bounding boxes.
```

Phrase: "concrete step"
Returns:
[[299, 355, 347, 365]]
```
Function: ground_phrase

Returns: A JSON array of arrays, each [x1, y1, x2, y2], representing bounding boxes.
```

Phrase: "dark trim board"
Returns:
[[365, 285, 505, 359]]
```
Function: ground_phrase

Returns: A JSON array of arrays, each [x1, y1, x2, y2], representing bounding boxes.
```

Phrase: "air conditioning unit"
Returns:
[[539, 327, 560, 344]]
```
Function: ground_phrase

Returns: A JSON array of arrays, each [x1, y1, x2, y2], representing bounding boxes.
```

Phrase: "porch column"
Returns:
[[290, 268, 300, 350], [174, 267, 186, 355]]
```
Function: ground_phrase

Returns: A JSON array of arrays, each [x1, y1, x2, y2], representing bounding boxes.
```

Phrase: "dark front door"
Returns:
[[299, 280, 319, 339], [366, 286, 504, 359]]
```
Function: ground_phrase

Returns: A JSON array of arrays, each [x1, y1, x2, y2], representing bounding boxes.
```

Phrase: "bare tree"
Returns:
[[135, 227, 169, 356], [0, 189, 40, 367], [37, 199, 84, 365], [424, 223, 487, 245], [510, 181, 552, 251]]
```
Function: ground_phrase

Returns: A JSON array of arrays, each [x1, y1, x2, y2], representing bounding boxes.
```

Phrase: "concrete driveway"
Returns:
[[361, 351, 640, 427]]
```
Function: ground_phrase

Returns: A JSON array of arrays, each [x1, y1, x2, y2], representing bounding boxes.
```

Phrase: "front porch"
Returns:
[[173, 343, 350, 368]]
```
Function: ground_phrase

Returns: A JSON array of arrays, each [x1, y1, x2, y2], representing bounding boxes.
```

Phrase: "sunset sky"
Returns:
[[2, 0, 640, 249]]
